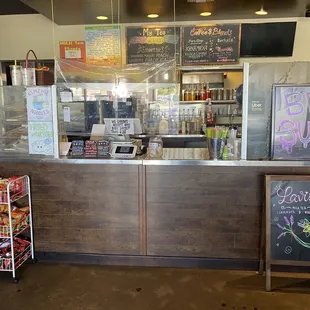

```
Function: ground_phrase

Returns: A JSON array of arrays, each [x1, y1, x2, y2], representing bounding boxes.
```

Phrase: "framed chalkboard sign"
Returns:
[[182, 24, 240, 65], [271, 84, 310, 160], [126, 26, 180, 64], [265, 175, 310, 291]]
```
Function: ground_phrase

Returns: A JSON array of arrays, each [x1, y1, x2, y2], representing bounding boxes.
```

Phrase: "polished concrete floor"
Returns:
[[1, 263, 310, 310]]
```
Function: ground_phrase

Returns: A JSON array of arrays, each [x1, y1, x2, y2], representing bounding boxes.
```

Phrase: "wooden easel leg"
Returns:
[[266, 261, 271, 292], [259, 207, 266, 275]]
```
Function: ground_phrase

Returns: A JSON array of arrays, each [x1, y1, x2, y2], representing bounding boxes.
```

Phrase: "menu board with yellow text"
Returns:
[[126, 26, 180, 64]]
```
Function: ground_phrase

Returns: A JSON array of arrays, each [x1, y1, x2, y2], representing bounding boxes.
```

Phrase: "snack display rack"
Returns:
[[0, 175, 34, 282]]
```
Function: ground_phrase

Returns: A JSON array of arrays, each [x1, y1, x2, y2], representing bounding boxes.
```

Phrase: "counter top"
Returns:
[[2, 156, 310, 167]]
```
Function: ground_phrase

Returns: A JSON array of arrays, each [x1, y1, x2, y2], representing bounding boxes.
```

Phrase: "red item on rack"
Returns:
[[8, 177, 23, 194]]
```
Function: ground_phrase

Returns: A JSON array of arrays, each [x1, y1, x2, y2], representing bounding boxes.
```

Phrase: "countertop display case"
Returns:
[[0, 86, 29, 155], [0, 86, 57, 158]]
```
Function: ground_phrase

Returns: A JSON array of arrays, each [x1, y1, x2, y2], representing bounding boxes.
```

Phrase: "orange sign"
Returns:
[[59, 41, 86, 62]]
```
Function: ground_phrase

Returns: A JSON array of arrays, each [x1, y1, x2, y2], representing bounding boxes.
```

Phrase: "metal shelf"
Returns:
[[180, 100, 206, 104], [0, 176, 34, 280], [211, 100, 237, 104], [132, 134, 205, 138], [0, 214, 30, 239], [180, 100, 237, 104]]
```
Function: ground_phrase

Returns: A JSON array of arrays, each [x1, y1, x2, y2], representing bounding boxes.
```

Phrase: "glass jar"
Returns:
[[148, 136, 163, 159]]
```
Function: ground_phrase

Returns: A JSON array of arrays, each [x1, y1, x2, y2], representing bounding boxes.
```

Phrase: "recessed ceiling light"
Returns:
[[255, 6, 268, 15], [200, 12, 212, 17], [96, 16, 108, 20], [147, 14, 159, 18]]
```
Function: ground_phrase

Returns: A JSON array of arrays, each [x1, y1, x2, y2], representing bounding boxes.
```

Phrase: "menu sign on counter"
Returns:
[[182, 24, 240, 65], [126, 27, 180, 64], [265, 175, 310, 291]]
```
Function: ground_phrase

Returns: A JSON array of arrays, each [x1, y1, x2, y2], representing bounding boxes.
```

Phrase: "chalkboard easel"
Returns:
[[264, 175, 310, 291]]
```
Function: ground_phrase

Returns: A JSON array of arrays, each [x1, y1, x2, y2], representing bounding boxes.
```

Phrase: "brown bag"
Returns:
[[25, 49, 54, 86]]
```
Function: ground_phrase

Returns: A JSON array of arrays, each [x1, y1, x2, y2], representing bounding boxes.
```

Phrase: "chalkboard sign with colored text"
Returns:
[[182, 24, 240, 65], [272, 85, 310, 160], [265, 175, 310, 291], [126, 27, 180, 64]]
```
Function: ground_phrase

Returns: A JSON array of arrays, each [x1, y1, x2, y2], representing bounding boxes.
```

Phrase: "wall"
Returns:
[[224, 72, 243, 89], [0, 14, 54, 60], [1, 14, 310, 63]]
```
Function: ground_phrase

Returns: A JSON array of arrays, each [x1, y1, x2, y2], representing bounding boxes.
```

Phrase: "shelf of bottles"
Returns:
[[146, 87, 241, 136], [181, 83, 236, 103], [180, 100, 237, 104]]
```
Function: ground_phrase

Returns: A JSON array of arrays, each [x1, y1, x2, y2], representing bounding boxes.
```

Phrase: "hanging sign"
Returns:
[[182, 24, 240, 65], [85, 26, 121, 65], [59, 41, 86, 62], [126, 26, 181, 64]]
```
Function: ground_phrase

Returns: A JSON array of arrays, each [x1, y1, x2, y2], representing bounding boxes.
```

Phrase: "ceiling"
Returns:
[[0, 0, 37, 15], [14, 0, 310, 25]]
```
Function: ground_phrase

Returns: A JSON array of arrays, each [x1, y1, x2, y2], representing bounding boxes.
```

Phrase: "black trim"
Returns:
[[36, 252, 259, 270]]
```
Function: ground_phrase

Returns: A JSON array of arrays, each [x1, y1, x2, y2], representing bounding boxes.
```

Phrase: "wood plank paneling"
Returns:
[[35, 228, 139, 255], [0, 162, 140, 256], [146, 165, 310, 260], [3, 161, 310, 263]]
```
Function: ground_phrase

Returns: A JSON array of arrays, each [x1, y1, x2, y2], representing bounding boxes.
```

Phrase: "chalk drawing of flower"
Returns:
[[276, 216, 310, 248], [297, 219, 310, 238]]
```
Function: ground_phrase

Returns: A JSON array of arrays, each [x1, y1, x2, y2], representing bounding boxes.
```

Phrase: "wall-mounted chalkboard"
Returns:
[[182, 24, 240, 65], [126, 27, 180, 64], [271, 84, 310, 160], [265, 175, 310, 291]]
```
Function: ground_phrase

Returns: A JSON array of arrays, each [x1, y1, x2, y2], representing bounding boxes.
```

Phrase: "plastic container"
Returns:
[[10, 65, 22, 86], [207, 138, 225, 160], [149, 137, 163, 159]]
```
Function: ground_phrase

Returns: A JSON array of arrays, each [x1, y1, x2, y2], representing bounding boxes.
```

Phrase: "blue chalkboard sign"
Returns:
[[271, 84, 310, 160]]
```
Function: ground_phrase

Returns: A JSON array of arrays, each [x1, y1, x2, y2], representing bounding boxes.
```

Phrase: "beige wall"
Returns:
[[1, 14, 310, 63], [0, 15, 54, 60], [224, 72, 243, 89]]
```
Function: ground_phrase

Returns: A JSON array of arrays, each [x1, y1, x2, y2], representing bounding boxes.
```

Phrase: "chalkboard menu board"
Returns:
[[182, 24, 240, 65], [265, 175, 310, 291], [126, 27, 180, 64], [272, 85, 310, 160], [268, 176, 310, 262]]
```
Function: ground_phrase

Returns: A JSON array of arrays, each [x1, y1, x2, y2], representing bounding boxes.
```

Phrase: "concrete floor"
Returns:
[[1, 263, 310, 310]]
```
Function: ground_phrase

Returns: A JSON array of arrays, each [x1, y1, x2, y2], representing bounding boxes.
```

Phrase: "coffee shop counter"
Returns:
[[2, 158, 310, 269]]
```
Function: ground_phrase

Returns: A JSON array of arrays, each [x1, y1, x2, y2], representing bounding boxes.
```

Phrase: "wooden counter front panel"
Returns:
[[146, 166, 310, 260], [0, 163, 140, 255]]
